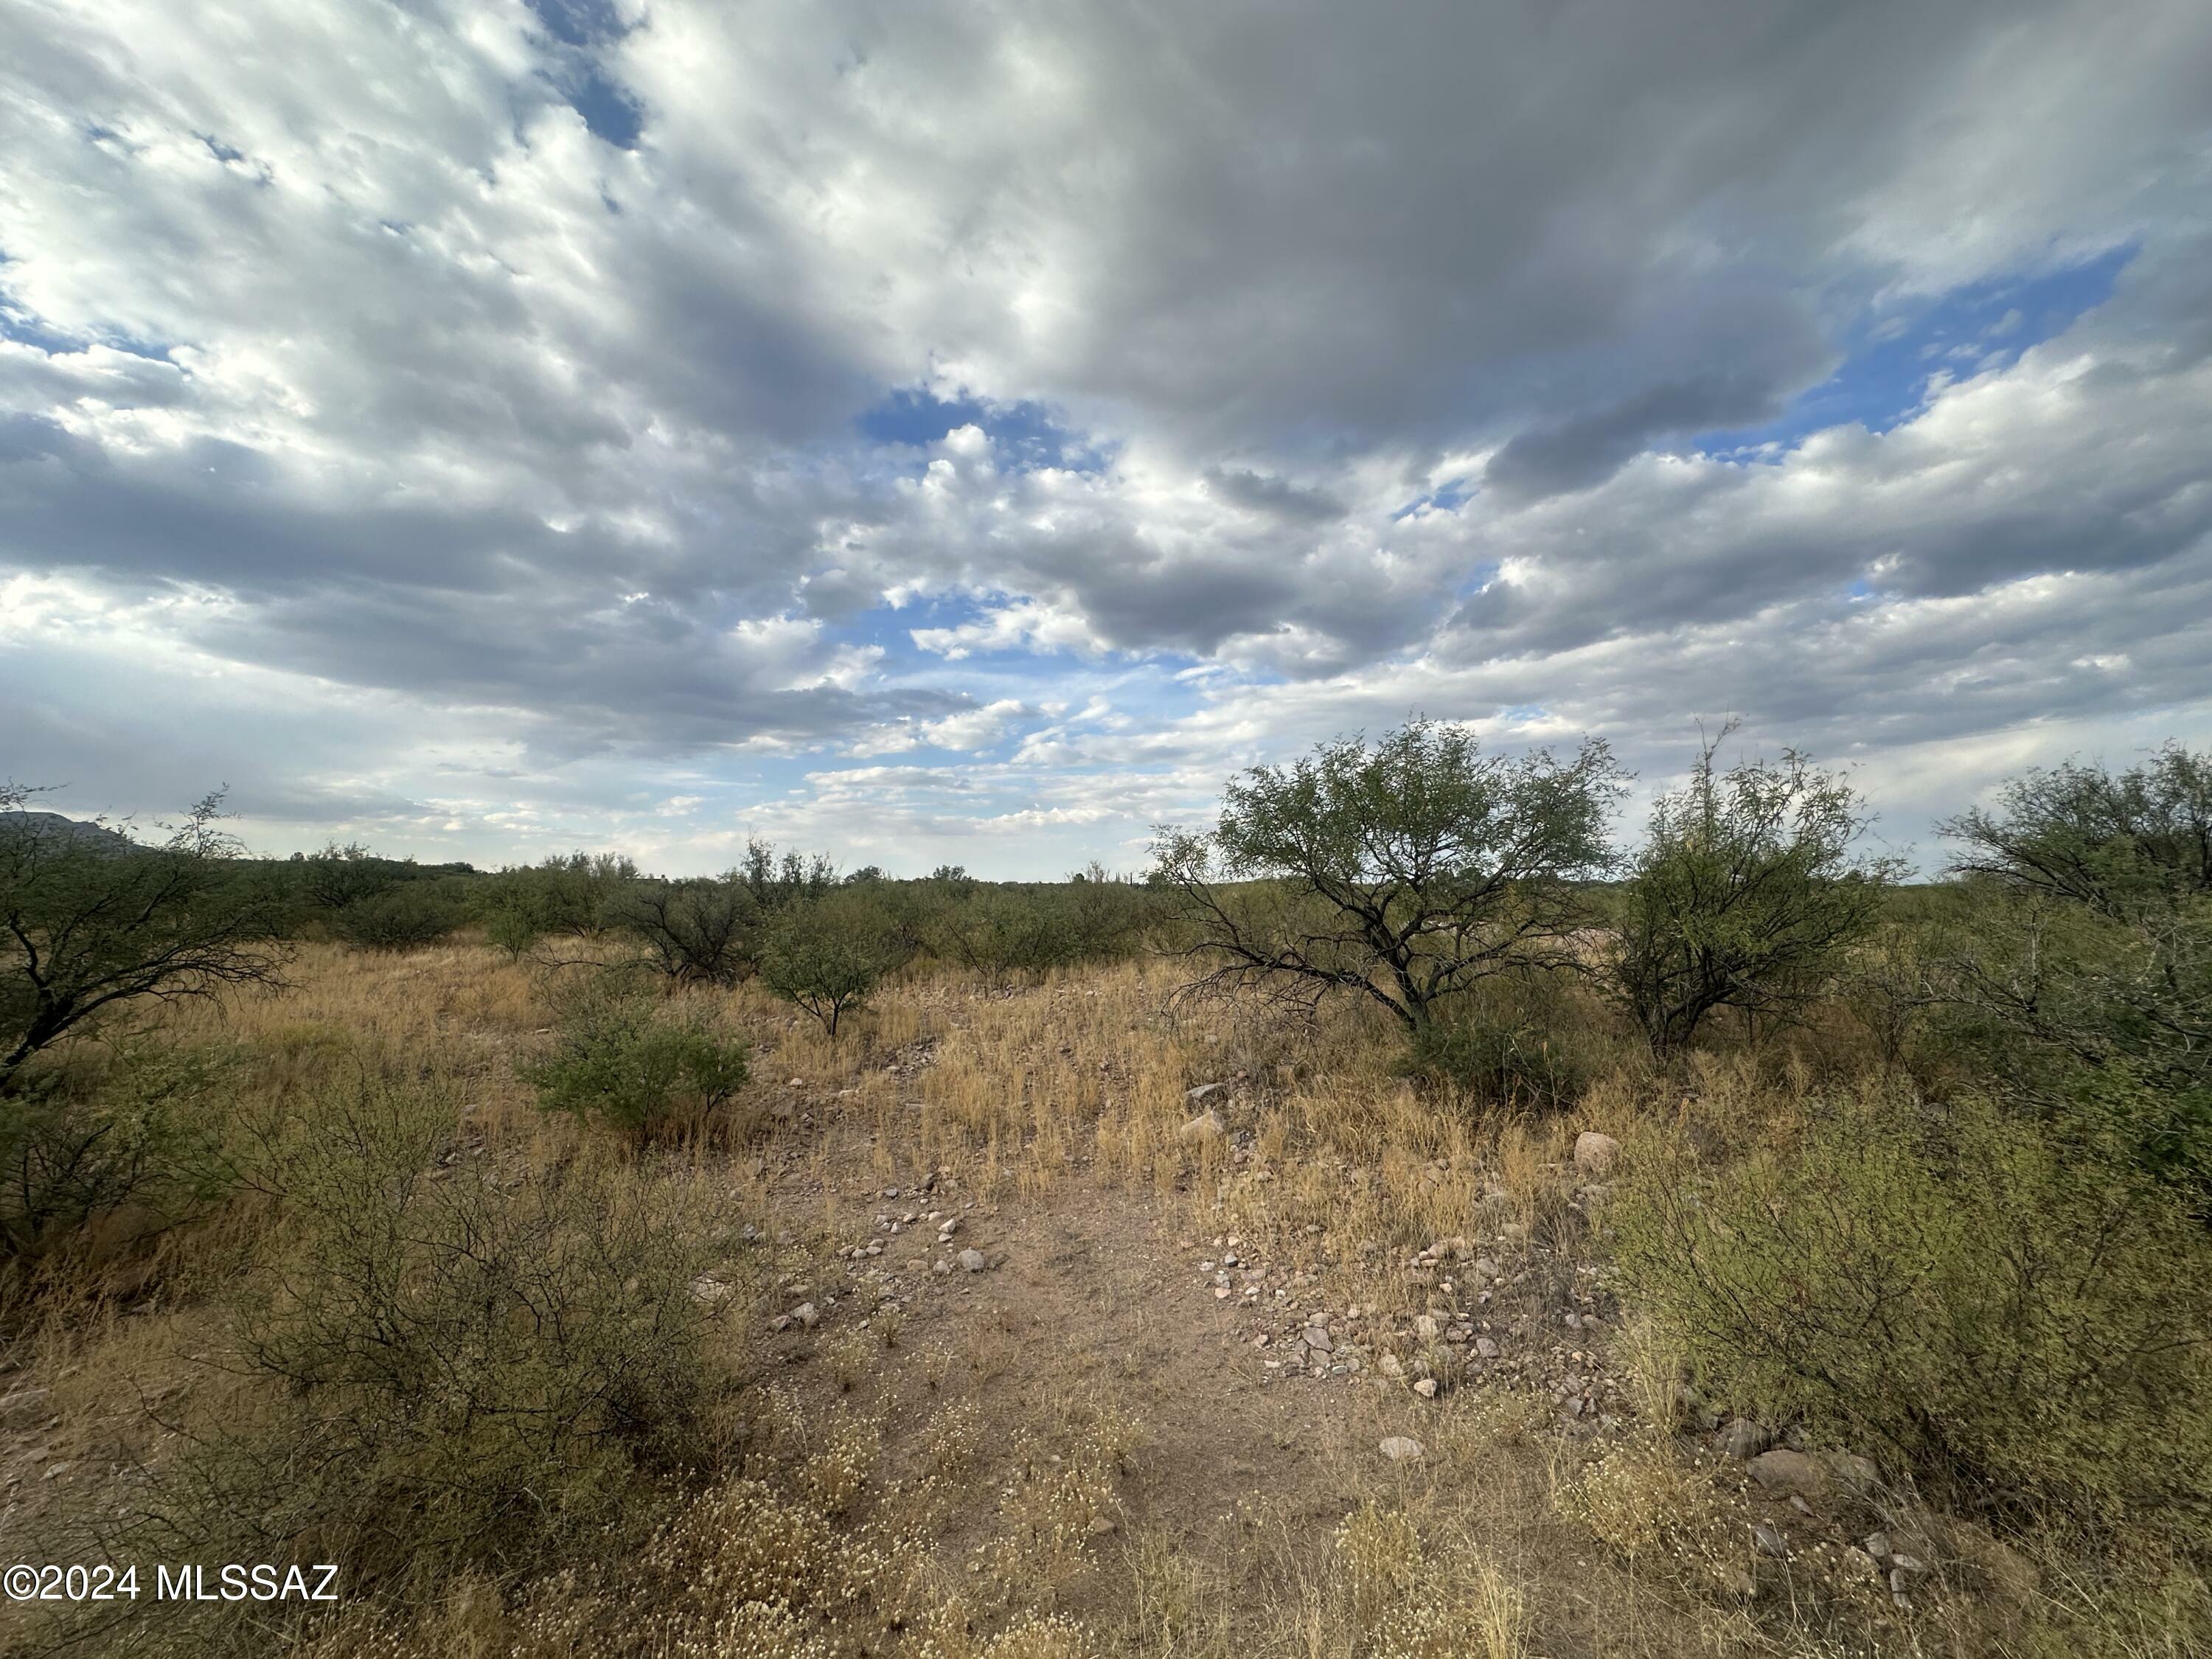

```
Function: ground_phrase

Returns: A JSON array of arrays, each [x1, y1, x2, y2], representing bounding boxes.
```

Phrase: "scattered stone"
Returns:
[[769, 1314, 792, 1333], [1086, 1514, 1118, 1537], [1186, 1082, 1225, 1104], [958, 1248, 988, 1273], [1301, 1326, 1334, 1353], [1863, 1532, 1893, 1560], [793, 1302, 820, 1329], [1470, 1257, 1502, 1281], [1413, 1313, 1439, 1340], [1752, 1523, 1789, 1559], [1472, 1337, 1501, 1360], [1413, 1378, 1439, 1399], [1890, 1553, 1926, 1575], [1747, 1448, 1826, 1498], [1377, 1353, 1404, 1379], [1378, 1436, 1426, 1464], [1179, 1109, 1227, 1143]]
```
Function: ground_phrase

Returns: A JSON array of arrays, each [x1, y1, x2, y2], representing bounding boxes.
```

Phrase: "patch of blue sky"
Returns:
[[1391, 475, 1474, 520], [857, 386, 1113, 474], [521, 0, 642, 148], [1693, 244, 2135, 460], [0, 285, 176, 363]]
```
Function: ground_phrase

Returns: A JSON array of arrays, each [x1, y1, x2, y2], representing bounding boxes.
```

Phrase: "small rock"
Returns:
[[1413, 1313, 1439, 1340], [1470, 1257, 1502, 1281], [1747, 1448, 1826, 1498], [1826, 1450, 1882, 1495], [1179, 1110, 1228, 1144], [1086, 1514, 1118, 1537], [1413, 1378, 1439, 1399], [1302, 1326, 1334, 1353], [1753, 1523, 1789, 1559], [1890, 1553, 1925, 1574], [1378, 1436, 1426, 1464], [769, 1313, 792, 1332], [1473, 1337, 1500, 1359], [958, 1248, 987, 1273], [1863, 1531, 1893, 1560], [793, 1302, 819, 1329], [1718, 1416, 1775, 1461], [1377, 1353, 1404, 1379], [1573, 1130, 1621, 1177], [1186, 1082, 1225, 1104]]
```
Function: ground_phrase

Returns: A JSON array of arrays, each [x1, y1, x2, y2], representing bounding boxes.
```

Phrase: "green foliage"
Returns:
[[1394, 974, 1607, 1110], [1617, 1081, 2212, 1542], [470, 853, 625, 957], [610, 877, 759, 987], [525, 975, 751, 1138], [123, 1074, 754, 1621], [0, 1043, 236, 1262], [1, 786, 286, 1088], [332, 878, 469, 951], [289, 839, 411, 912], [919, 880, 1157, 978], [1935, 743, 2212, 1204], [732, 835, 837, 910], [1611, 731, 1899, 1055], [759, 891, 914, 1037], [1153, 719, 1624, 1029]]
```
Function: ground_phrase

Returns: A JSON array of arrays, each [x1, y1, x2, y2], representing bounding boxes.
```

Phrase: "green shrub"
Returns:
[[2, 786, 284, 1088], [1611, 731, 1898, 1056], [759, 891, 914, 1037], [1394, 978, 1607, 1111], [610, 878, 758, 986], [120, 1074, 757, 1629], [1617, 1080, 2212, 1543], [524, 976, 750, 1138], [333, 881, 467, 951], [0, 1043, 235, 1262]]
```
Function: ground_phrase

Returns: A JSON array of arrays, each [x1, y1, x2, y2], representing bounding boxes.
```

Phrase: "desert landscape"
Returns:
[[3, 728, 2207, 1657]]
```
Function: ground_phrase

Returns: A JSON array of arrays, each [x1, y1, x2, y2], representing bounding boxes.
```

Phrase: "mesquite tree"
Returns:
[[1152, 720, 1624, 1030], [1, 786, 286, 1089], [1611, 730, 1898, 1056]]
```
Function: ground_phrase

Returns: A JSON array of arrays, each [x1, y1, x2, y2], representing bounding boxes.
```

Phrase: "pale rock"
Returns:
[[1179, 1110, 1228, 1144], [959, 1248, 987, 1273], [1413, 1378, 1439, 1399], [1378, 1436, 1426, 1464], [793, 1302, 819, 1329], [1747, 1448, 1826, 1498], [1573, 1131, 1621, 1177]]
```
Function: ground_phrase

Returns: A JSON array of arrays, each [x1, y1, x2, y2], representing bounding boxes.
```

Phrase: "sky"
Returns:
[[3, 0, 2210, 878]]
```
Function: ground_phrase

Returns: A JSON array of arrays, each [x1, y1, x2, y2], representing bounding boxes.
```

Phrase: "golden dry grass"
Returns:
[[0, 938, 2157, 1659]]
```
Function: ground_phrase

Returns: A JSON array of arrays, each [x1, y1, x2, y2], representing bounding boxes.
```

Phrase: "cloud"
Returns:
[[1, 0, 2208, 874]]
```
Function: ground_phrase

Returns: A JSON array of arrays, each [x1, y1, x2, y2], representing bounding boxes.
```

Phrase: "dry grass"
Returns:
[[0, 937, 2168, 1659]]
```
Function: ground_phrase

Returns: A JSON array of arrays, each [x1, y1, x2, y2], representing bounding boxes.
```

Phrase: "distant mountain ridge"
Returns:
[[6, 810, 139, 852]]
